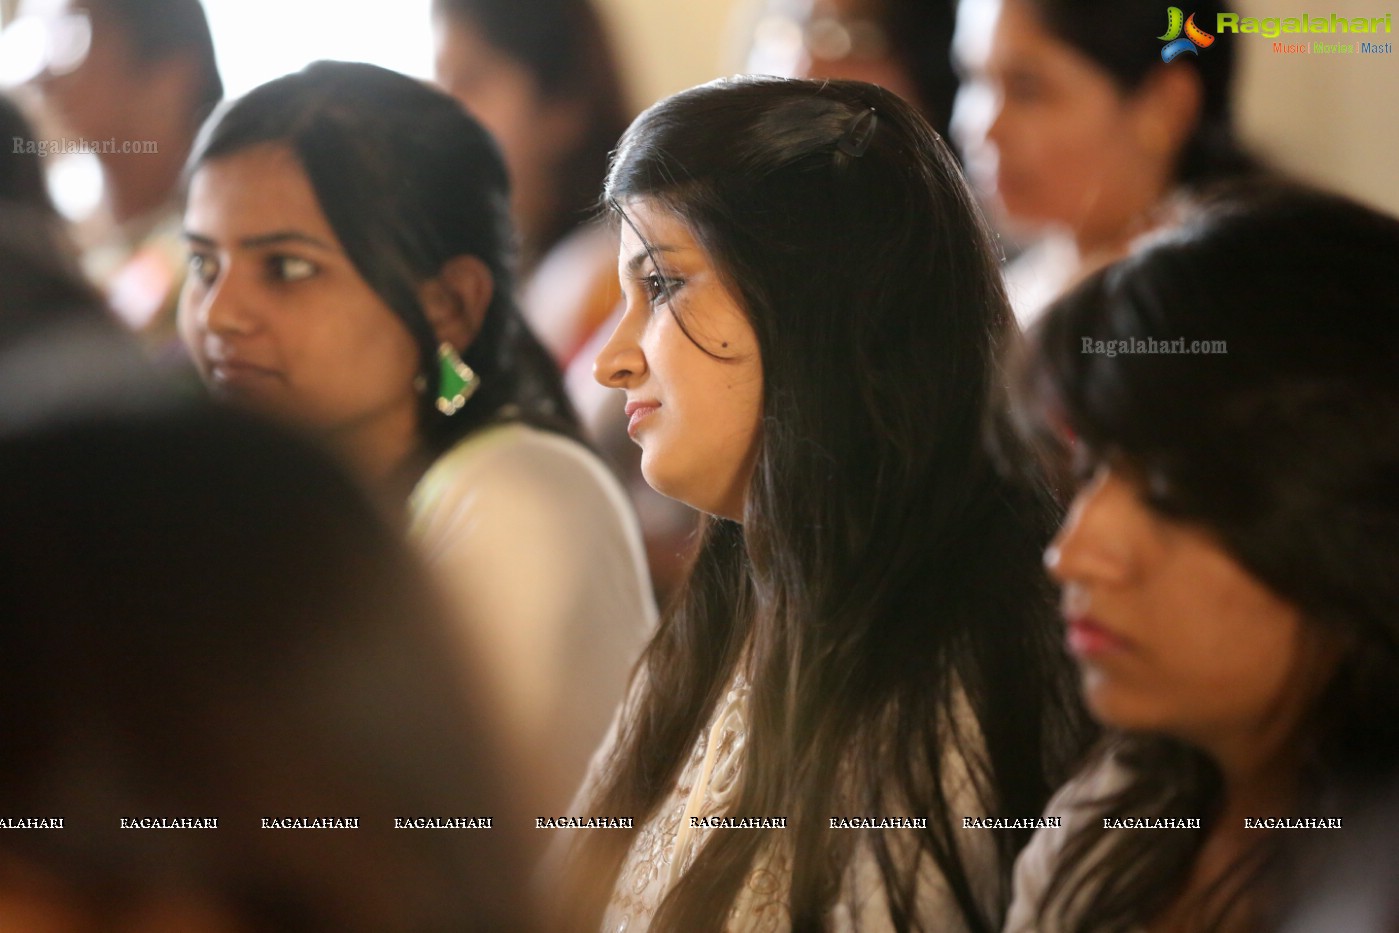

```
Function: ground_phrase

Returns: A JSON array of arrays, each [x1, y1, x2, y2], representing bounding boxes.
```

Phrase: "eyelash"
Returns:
[[187, 252, 218, 287], [184, 253, 318, 288], [641, 272, 683, 307], [267, 255, 317, 283]]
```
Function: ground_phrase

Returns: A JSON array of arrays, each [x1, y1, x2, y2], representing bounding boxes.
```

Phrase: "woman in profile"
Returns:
[[1004, 182, 1399, 931], [951, 0, 1261, 324], [558, 76, 1089, 932], [431, 0, 632, 364], [178, 62, 655, 816]]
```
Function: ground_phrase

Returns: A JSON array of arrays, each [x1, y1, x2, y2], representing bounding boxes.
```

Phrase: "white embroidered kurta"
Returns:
[[582, 670, 1000, 932], [1003, 756, 1139, 933]]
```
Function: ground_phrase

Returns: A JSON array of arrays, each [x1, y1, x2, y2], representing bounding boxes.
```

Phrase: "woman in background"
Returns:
[[0, 395, 534, 932], [559, 76, 1088, 932], [178, 62, 654, 816], [952, 0, 1260, 324], [1004, 182, 1399, 932], [21, 0, 223, 349], [432, 0, 631, 365], [432, 0, 701, 604], [745, 0, 960, 143]]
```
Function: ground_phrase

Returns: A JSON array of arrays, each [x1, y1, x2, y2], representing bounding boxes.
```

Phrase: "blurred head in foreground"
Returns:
[[0, 395, 534, 932]]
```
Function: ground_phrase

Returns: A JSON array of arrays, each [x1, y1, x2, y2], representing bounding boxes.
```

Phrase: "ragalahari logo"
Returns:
[[1160, 7, 1216, 61]]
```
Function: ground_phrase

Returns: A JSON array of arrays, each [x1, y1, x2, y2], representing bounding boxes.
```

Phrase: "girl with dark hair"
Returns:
[[951, 0, 1262, 324], [178, 61, 655, 816], [557, 75, 1089, 932], [432, 0, 632, 363], [1004, 182, 1399, 932]]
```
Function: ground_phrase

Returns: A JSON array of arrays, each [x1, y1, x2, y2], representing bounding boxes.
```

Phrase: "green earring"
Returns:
[[435, 342, 480, 416]]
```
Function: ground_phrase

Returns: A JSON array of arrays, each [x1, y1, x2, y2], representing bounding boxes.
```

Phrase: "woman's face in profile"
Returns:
[[432, 13, 574, 240], [178, 144, 423, 464], [952, 0, 1163, 240], [1045, 463, 1317, 761], [594, 199, 763, 522]]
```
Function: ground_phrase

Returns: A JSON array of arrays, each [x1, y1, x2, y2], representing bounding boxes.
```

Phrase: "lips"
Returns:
[[1065, 615, 1133, 658], [624, 399, 659, 438], [207, 355, 281, 390]]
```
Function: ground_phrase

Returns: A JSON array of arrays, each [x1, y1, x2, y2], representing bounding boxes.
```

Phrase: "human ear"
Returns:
[[1129, 64, 1204, 161], [419, 254, 494, 351]]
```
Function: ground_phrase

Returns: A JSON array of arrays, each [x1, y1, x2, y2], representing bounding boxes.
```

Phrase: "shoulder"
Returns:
[[1004, 752, 1130, 933], [408, 422, 650, 574], [414, 422, 630, 519]]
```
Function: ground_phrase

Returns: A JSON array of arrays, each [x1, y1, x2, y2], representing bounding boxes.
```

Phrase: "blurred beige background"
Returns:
[[597, 0, 1399, 217], [3, 0, 1395, 215]]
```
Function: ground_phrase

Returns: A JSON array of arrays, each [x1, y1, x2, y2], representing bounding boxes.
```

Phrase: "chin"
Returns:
[[1080, 671, 1150, 732]]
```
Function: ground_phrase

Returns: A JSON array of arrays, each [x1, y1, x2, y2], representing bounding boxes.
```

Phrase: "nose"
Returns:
[[193, 265, 259, 339], [593, 307, 646, 389], [1044, 467, 1134, 588], [983, 93, 1009, 150]]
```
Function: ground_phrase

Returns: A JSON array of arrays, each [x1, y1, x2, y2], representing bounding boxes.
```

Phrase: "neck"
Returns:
[[327, 412, 425, 500], [1071, 174, 1173, 269], [514, 184, 558, 269]]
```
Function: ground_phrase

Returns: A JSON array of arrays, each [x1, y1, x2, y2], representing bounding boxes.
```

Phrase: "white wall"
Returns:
[[1232, 0, 1399, 216]]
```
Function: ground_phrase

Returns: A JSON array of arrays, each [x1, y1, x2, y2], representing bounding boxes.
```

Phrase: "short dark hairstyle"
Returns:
[[189, 61, 578, 460], [83, 0, 224, 126], [1011, 180, 1399, 929]]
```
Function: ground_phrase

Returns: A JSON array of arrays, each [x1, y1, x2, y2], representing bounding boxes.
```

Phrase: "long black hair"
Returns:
[[1011, 180, 1399, 931], [1014, 0, 1258, 188], [188, 61, 577, 460], [565, 76, 1089, 931]]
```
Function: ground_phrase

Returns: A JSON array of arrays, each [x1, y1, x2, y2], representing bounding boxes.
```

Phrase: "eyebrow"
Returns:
[[182, 230, 339, 252], [624, 244, 682, 276]]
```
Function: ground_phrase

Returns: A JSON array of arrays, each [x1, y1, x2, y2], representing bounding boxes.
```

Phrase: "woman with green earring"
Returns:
[[178, 61, 656, 819]]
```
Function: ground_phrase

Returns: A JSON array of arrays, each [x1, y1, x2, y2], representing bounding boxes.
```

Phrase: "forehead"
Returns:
[[186, 145, 336, 237], [956, 0, 1063, 72], [615, 198, 707, 265]]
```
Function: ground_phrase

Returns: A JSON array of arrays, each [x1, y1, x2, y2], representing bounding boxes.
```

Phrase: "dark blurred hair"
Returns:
[[564, 76, 1089, 932], [0, 93, 58, 215], [0, 204, 111, 351], [433, 0, 631, 261], [1017, 0, 1258, 188], [189, 61, 578, 460], [1011, 181, 1399, 931], [84, 0, 224, 126], [0, 396, 534, 932], [864, 0, 960, 141]]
